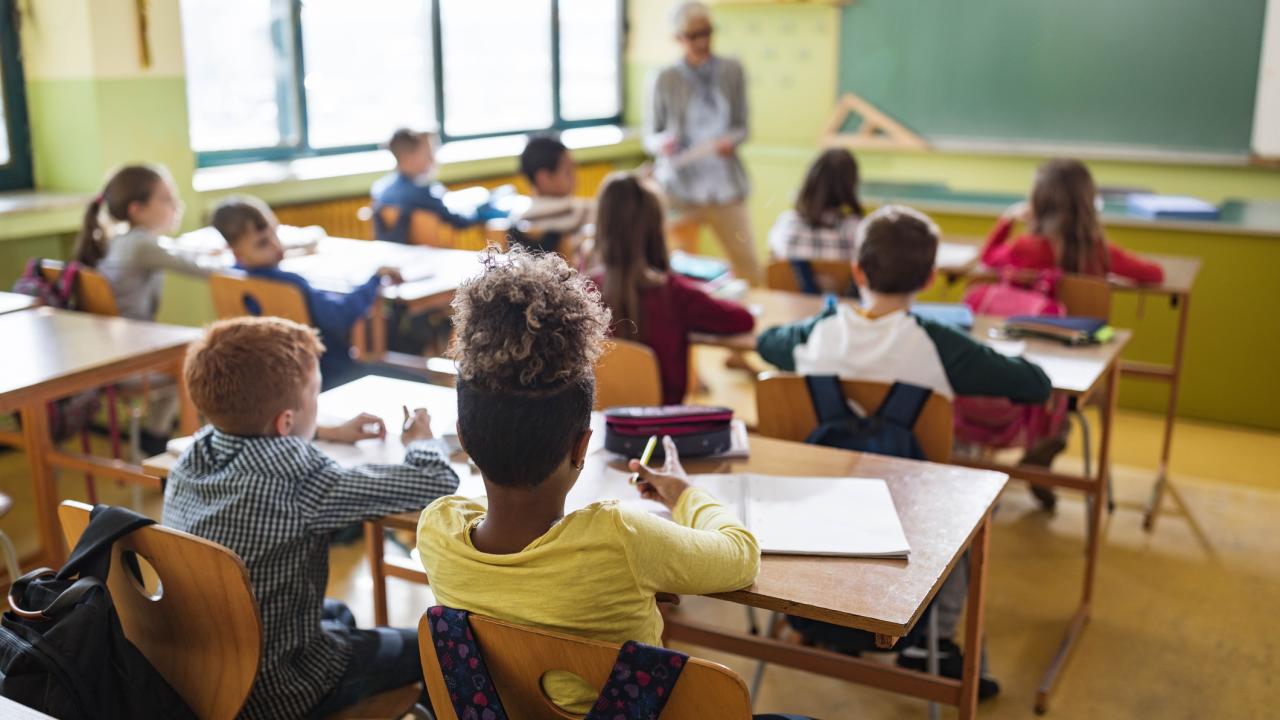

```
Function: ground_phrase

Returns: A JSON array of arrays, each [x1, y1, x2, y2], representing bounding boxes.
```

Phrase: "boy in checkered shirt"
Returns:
[[162, 317, 458, 719]]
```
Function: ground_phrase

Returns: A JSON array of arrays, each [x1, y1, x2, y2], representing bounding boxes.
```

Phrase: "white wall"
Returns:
[[1254, 0, 1280, 156]]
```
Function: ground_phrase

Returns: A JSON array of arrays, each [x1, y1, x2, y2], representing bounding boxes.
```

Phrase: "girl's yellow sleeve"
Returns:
[[616, 487, 760, 595]]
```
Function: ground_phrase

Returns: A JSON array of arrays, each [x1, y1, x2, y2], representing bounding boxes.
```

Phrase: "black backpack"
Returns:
[[802, 375, 932, 461], [787, 376, 933, 654], [0, 506, 197, 720]]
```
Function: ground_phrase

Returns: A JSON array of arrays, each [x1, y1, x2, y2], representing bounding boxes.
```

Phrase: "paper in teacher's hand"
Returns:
[[667, 139, 721, 169]]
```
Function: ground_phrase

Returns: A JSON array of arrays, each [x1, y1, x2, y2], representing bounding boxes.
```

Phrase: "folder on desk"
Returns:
[[693, 474, 911, 558], [911, 302, 974, 330], [1126, 194, 1220, 220]]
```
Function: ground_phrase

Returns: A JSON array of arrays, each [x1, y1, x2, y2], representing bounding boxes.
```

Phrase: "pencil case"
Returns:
[[604, 405, 734, 459]]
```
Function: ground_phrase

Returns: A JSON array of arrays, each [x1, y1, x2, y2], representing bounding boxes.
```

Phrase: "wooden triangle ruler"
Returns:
[[821, 92, 928, 151]]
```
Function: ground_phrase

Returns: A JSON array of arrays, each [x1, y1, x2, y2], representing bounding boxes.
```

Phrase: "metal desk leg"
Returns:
[[958, 514, 990, 720], [1144, 293, 1190, 531], [1036, 363, 1117, 713]]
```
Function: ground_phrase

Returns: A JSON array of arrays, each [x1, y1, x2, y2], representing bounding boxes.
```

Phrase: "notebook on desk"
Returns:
[[702, 474, 911, 558], [569, 471, 911, 559]]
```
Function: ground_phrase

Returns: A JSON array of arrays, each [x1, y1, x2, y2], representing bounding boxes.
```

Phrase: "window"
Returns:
[[0, 0, 33, 190], [181, 0, 623, 167]]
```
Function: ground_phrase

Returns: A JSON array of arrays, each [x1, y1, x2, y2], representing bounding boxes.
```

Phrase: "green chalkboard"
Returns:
[[838, 0, 1267, 155]]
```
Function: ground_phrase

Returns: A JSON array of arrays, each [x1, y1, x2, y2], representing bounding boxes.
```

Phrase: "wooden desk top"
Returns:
[[0, 291, 37, 315], [280, 238, 482, 304], [146, 376, 1007, 637], [696, 289, 1130, 396], [0, 308, 201, 408], [173, 229, 483, 305]]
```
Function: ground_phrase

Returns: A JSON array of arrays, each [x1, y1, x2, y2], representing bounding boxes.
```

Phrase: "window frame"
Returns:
[[193, 0, 625, 168], [0, 0, 34, 191]]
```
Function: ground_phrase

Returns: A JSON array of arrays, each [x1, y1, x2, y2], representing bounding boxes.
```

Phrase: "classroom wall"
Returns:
[[626, 0, 1280, 430]]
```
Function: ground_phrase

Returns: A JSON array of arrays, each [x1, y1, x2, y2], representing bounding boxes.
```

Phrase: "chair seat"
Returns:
[[324, 683, 423, 720]]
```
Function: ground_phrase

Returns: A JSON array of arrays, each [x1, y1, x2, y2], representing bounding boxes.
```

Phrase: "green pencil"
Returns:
[[629, 435, 659, 485]]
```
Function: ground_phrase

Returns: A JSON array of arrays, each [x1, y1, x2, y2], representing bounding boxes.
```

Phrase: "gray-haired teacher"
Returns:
[[644, 1, 759, 285]]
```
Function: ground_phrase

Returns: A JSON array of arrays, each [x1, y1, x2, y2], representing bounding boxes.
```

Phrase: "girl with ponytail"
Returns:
[[74, 164, 211, 320]]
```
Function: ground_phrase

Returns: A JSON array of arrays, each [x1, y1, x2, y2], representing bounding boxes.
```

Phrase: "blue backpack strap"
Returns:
[[788, 260, 821, 295], [805, 375, 857, 425], [585, 641, 687, 720], [875, 382, 932, 430], [425, 606, 509, 720]]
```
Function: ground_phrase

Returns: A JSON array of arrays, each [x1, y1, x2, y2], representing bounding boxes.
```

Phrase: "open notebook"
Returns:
[[567, 471, 911, 559], [682, 474, 909, 559]]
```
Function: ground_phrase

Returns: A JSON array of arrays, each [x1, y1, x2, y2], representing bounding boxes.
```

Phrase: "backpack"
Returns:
[[426, 606, 687, 720], [787, 377, 932, 653], [802, 376, 932, 461], [10, 259, 103, 443], [0, 506, 198, 720], [962, 268, 1065, 318], [12, 258, 80, 310]]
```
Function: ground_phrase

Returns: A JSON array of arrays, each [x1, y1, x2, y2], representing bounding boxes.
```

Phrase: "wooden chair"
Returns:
[[377, 206, 455, 248], [209, 273, 311, 325], [39, 260, 120, 316], [755, 373, 954, 463], [764, 258, 854, 296], [38, 260, 128, 501], [1056, 273, 1112, 319], [58, 501, 425, 720], [594, 339, 663, 409], [58, 500, 261, 719], [209, 272, 372, 361], [418, 612, 753, 719]]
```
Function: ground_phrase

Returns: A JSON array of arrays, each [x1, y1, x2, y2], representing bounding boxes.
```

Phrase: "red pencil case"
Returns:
[[604, 405, 734, 459]]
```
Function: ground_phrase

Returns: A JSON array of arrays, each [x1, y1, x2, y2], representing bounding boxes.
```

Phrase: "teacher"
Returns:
[[645, 1, 759, 285]]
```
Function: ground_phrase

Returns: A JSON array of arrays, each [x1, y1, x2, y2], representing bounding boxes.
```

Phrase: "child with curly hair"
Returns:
[[415, 248, 763, 714]]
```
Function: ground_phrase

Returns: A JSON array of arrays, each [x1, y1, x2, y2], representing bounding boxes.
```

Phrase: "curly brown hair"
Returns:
[[450, 247, 610, 393], [450, 248, 611, 487]]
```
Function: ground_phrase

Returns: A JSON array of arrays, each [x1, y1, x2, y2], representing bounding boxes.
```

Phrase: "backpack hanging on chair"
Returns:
[[0, 505, 197, 720]]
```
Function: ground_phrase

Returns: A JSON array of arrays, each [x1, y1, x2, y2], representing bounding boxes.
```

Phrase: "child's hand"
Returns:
[[400, 408, 434, 444], [715, 137, 736, 157], [316, 413, 386, 444], [629, 436, 690, 511], [377, 266, 405, 285], [661, 136, 680, 156], [1004, 201, 1030, 221]]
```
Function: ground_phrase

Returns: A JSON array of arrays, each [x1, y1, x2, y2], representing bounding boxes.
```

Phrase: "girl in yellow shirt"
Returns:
[[416, 248, 761, 713]]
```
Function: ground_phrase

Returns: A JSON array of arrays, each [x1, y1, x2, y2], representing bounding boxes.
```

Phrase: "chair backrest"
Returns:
[[378, 206, 454, 248], [1056, 273, 1112, 320], [208, 273, 312, 324], [755, 373, 954, 462], [764, 259, 854, 295], [594, 339, 663, 409], [418, 612, 753, 720], [57, 501, 261, 720], [39, 260, 120, 316]]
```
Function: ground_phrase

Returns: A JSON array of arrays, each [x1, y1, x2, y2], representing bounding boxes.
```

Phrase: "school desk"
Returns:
[[173, 232, 483, 359], [932, 243, 1202, 532], [692, 287, 1132, 713], [0, 307, 200, 566], [0, 291, 37, 315], [143, 374, 1009, 720]]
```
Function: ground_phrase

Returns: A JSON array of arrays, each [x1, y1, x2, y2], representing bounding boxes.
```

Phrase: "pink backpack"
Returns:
[[955, 268, 1067, 450], [962, 268, 1065, 318]]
